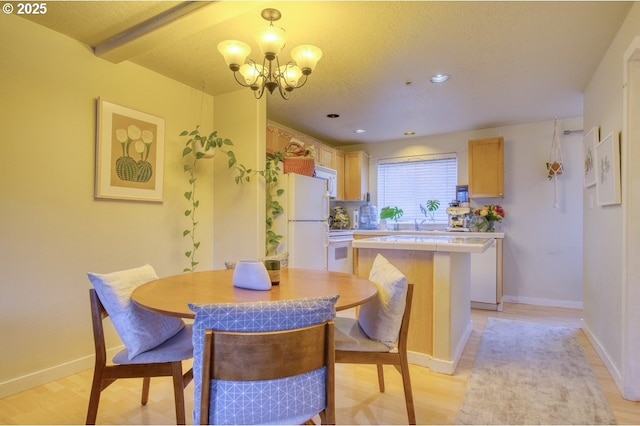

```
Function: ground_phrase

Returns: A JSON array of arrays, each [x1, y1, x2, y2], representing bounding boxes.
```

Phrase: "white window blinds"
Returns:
[[377, 153, 457, 224]]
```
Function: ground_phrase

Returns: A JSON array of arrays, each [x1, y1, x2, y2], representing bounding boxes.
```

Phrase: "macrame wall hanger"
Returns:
[[547, 118, 564, 208], [199, 80, 206, 126]]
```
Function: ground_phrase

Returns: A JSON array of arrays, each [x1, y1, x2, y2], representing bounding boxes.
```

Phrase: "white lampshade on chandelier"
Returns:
[[217, 8, 322, 100]]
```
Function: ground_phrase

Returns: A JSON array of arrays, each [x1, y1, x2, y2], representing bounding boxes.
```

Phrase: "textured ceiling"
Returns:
[[21, 1, 633, 145]]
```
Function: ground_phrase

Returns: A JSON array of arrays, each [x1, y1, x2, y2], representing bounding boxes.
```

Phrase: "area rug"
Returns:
[[456, 318, 616, 425]]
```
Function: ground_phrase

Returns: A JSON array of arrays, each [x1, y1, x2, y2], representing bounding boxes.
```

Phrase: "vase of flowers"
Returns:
[[473, 204, 505, 232]]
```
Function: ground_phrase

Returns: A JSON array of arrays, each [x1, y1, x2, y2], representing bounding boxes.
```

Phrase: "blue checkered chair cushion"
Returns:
[[189, 295, 338, 425]]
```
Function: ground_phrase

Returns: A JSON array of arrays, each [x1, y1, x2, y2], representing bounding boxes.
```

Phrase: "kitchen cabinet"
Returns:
[[335, 150, 345, 200], [319, 145, 336, 168], [344, 151, 369, 201], [468, 137, 504, 198], [266, 124, 291, 154], [470, 238, 503, 311]]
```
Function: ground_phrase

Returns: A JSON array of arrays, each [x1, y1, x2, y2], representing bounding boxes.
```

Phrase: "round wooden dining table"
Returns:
[[131, 268, 377, 319]]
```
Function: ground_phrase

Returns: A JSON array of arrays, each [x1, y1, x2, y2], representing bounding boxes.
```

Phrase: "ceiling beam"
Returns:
[[94, 1, 265, 63]]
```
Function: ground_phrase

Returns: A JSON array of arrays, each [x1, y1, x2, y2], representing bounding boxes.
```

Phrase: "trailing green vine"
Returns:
[[180, 127, 285, 271], [180, 126, 254, 272], [262, 153, 285, 256]]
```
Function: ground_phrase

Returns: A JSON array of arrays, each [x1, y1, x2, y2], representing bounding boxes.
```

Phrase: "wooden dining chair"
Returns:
[[86, 289, 194, 425], [334, 254, 416, 424], [199, 323, 335, 425], [189, 296, 338, 425]]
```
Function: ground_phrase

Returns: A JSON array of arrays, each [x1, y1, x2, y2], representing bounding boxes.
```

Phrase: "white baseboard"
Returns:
[[406, 320, 472, 375], [407, 350, 456, 375], [502, 295, 583, 310], [581, 319, 624, 396], [0, 346, 123, 399]]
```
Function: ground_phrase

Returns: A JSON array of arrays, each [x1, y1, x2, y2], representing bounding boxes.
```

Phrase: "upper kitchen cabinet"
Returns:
[[266, 122, 335, 168], [266, 124, 290, 154], [344, 151, 369, 201], [468, 137, 504, 198], [318, 145, 336, 168], [335, 150, 345, 200]]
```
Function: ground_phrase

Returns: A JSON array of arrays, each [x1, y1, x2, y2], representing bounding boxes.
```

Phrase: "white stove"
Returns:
[[328, 230, 354, 273], [329, 229, 355, 241]]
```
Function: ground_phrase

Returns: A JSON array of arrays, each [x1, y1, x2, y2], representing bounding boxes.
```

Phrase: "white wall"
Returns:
[[344, 117, 585, 307], [0, 15, 264, 397], [583, 2, 640, 400]]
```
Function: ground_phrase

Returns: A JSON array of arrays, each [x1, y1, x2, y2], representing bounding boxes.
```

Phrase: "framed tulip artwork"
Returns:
[[95, 98, 165, 202]]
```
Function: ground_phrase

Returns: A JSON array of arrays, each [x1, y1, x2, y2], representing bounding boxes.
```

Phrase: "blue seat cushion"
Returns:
[[112, 324, 193, 365], [189, 295, 338, 425]]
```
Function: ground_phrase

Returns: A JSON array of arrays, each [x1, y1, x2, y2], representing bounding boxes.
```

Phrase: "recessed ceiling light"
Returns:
[[354, 129, 366, 134], [429, 74, 450, 83], [404, 131, 416, 136], [326, 113, 340, 118]]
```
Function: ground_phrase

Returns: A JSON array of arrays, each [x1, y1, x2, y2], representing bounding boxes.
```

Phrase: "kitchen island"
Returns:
[[352, 235, 493, 374]]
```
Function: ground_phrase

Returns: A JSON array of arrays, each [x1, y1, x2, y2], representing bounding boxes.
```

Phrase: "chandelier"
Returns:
[[217, 8, 322, 100]]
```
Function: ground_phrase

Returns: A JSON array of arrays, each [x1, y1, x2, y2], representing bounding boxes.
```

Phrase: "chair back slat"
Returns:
[[199, 320, 335, 424], [207, 322, 333, 381]]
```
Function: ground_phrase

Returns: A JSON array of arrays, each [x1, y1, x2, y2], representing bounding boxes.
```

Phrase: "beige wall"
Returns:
[[0, 15, 264, 397], [583, 2, 640, 400], [212, 91, 267, 268]]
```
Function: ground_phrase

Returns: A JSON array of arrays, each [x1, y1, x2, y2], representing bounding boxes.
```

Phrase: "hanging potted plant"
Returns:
[[180, 126, 255, 272], [180, 127, 286, 271]]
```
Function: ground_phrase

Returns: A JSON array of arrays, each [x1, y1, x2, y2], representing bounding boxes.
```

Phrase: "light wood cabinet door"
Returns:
[[319, 145, 336, 168], [335, 150, 345, 200], [344, 151, 369, 201], [468, 137, 504, 198], [266, 127, 278, 154]]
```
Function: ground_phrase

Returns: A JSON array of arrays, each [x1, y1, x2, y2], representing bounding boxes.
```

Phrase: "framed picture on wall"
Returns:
[[95, 98, 165, 202], [595, 131, 621, 206], [583, 126, 598, 188]]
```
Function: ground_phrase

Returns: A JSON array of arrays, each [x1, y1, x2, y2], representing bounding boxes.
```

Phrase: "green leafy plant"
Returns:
[[380, 206, 404, 222], [420, 199, 440, 222], [260, 152, 285, 256], [180, 126, 254, 272]]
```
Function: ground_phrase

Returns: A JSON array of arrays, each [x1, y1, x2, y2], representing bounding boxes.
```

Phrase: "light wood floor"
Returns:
[[1, 303, 639, 425]]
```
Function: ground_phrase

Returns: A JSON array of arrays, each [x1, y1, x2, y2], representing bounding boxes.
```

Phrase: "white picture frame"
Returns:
[[583, 126, 598, 188], [95, 98, 165, 202], [595, 132, 621, 206]]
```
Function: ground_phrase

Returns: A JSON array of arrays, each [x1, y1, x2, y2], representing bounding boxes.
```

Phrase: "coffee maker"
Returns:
[[446, 201, 471, 232]]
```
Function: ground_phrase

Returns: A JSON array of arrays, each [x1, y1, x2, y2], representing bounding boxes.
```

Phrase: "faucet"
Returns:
[[414, 219, 426, 231]]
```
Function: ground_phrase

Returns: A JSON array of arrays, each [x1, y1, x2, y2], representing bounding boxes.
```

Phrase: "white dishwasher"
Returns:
[[328, 230, 354, 273], [470, 238, 503, 311]]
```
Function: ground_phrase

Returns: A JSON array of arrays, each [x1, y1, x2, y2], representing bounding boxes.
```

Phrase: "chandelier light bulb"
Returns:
[[217, 40, 251, 71], [239, 63, 265, 89], [290, 45, 322, 74], [254, 25, 286, 60], [279, 65, 303, 89]]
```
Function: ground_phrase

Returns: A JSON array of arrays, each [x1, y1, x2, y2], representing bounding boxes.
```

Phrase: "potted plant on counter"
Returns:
[[380, 206, 404, 231], [420, 199, 441, 223]]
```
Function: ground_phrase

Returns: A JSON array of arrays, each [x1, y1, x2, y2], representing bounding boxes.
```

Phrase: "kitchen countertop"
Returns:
[[352, 235, 494, 253], [354, 229, 505, 238]]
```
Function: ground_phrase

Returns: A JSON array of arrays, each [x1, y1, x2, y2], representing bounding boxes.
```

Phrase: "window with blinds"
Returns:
[[377, 153, 458, 224]]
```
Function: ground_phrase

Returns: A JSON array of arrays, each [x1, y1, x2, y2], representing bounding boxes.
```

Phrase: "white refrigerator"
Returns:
[[281, 173, 330, 270]]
